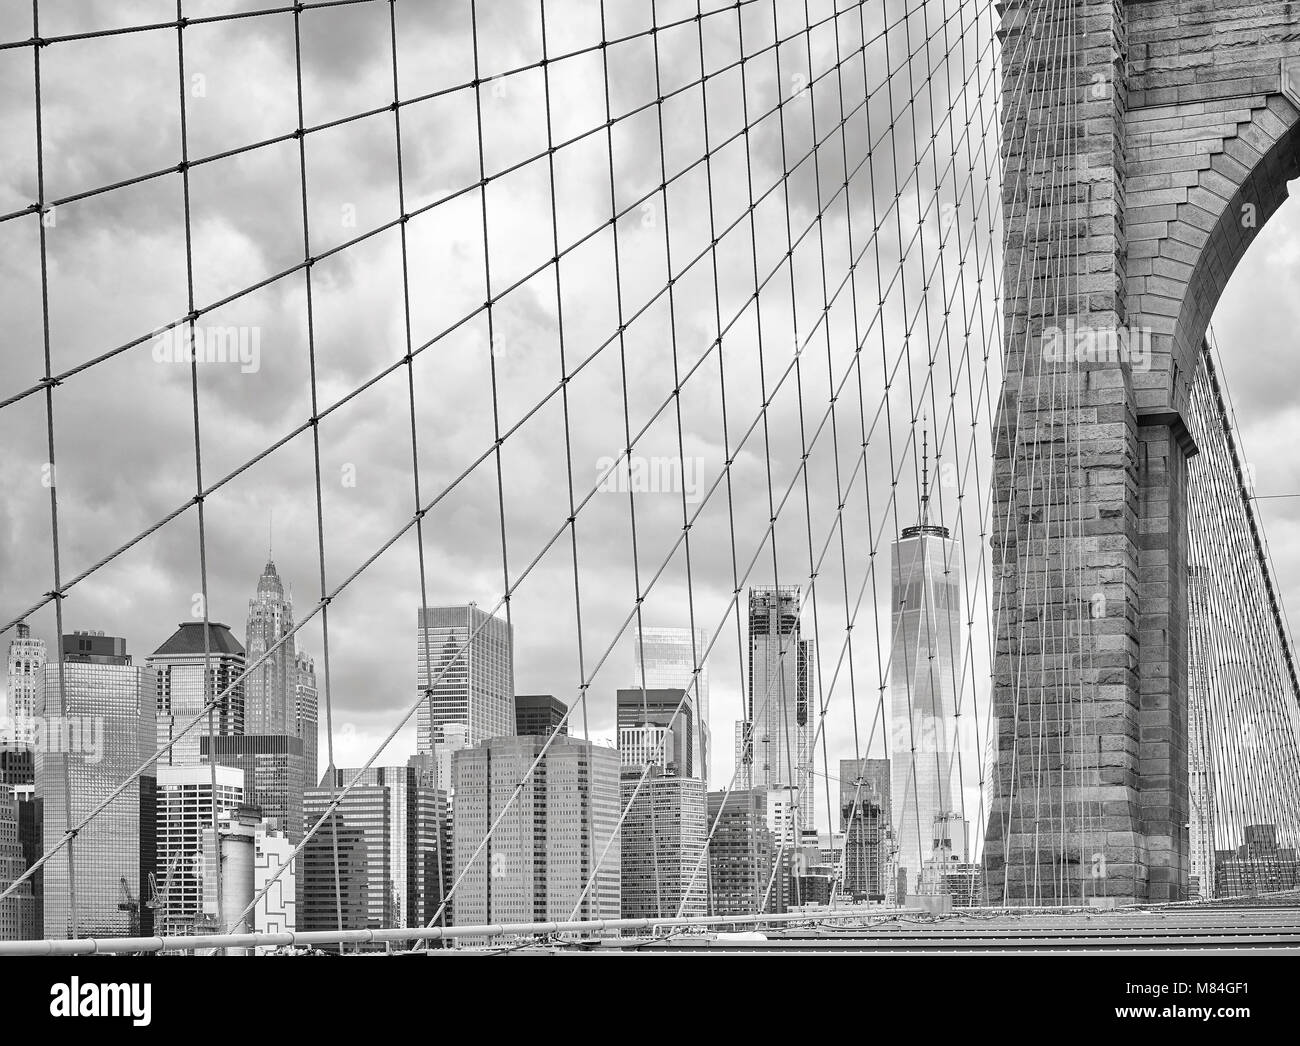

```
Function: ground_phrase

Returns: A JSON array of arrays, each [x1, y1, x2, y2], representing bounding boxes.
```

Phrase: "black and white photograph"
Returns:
[[0, 0, 1298, 1029]]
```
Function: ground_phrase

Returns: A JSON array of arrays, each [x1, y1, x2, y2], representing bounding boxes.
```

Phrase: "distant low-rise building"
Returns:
[[0, 786, 37, 941], [1214, 823, 1299, 896], [514, 694, 567, 738]]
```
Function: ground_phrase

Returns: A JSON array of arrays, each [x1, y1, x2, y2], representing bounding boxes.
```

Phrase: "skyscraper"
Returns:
[[148, 621, 246, 769], [514, 693, 567, 738], [303, 777, 394, 935], [430, 722, 469, 798], [746, 588, 813, 836], [452, 735, 620, 928], [298, 813, 368, 947], [5, 622, 46, 724], [416, 604, 514, 750], [0, 750, 33, 791], [0, 785, 36, 941], [734, 720, 751, 791], [619, 767, 708, 920], [889, 438, 962, 893], [617, 693, 708, 922], [706, 788, 777, 915], [245, 559, 296, 736], [839, 757, 891, 824], [201, 734, 306, 844], [841, 784, 886, 902], [3, 624, 43, 796], [156, 764, 246, 937], [407, 753, 453, 929], [839, 757, 893, 902], [36, 632, 157, 939], [7, 783, 40, 938], [306, 760, 448, 937], [618, 724, 676, 771], [616, 688, 696, 778], [632, 626, 710, 784], [294, 651, 318, 791]]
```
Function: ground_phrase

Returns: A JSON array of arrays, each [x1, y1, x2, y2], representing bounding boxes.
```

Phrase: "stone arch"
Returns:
[[1177, 102, 1300, 388], [1126, 92, 1300, 418], [1123, 0, 1300, 418]]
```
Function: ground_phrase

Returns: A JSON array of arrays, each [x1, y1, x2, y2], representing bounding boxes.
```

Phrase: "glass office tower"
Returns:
[[746, 588, 813, 836], [416, 604, 514, 751], [632, 626, 710, 783], [452, 736, 620, 928], [889, 507, 962, 893], [36, 633, 157, 939]]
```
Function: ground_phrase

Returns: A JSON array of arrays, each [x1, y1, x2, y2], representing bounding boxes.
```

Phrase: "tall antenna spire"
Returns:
[[901, 414, 949, 541], [268, 510, 273, 562], [921, 418, 930, 525]]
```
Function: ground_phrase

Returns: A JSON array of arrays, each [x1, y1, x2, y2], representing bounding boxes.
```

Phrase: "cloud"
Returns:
[[0, 0, 998, 841]]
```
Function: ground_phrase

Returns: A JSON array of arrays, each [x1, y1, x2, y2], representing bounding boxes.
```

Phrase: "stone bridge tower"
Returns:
[[987, 0, 1300, 905]]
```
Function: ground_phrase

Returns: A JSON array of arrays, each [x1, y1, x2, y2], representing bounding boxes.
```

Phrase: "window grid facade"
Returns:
[[889, 534, 962, 886], [35, 657, 157, 939], [619, 771, 707, 920], [416, 605, 514, 751], [452, 736, 620, 934], [202, 733, 306, 845], [304, 762, 448, 943], [746, 588, 813, 833], [0, 787, 36, 941], [5, 623, 46, 723], [632, 627, 710, 784], [147, 623, 246, 770], [245, 560, 295, 736], [156, 765, 246, 936], [706, 788, 776, 916], [295, 651, 318, 789]]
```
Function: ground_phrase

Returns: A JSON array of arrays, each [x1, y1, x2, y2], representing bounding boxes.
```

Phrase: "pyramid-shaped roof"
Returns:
[[151, 621, 244, 658]]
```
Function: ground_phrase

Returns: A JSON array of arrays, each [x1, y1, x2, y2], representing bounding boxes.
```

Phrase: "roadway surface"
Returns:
[[489, 899, 1300, 954]]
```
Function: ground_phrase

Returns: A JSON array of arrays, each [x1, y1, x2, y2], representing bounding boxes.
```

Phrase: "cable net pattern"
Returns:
[[0, 0, 1297, 949]]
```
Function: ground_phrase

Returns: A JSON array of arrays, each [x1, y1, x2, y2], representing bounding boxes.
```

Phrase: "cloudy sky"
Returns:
[[6, 0, 1294, 856]]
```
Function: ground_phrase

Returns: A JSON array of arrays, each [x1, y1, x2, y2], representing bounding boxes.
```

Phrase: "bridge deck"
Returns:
[[488, 902, 1300, 954]]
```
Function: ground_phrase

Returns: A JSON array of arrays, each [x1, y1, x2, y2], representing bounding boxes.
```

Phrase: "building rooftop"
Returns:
[[900, 523, 951, 540], [151, 621, 245, 658]]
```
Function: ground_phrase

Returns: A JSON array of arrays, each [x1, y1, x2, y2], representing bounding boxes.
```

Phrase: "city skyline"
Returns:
[[4, 589, 942, 827]]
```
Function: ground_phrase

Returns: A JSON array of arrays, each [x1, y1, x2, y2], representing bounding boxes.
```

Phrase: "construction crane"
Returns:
[[148, 851, 197, 940], [116, 877, 139, 937], [148, 852, 185, 909]]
